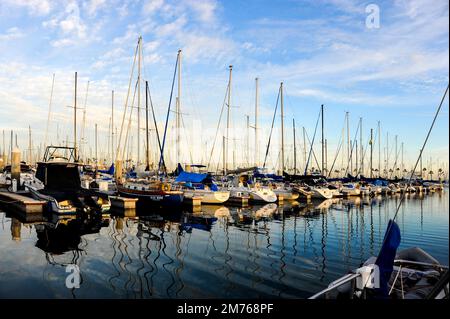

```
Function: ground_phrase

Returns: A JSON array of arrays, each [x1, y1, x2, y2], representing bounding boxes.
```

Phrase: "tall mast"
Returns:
[[80, 80, 89, 159], [302, 127, 306, 174], [74, 71, 77, 160], [44, 73, 55, 147], [95, 123, 98, 166], [145, 81, 150, 170], [255, 77, 259, 167], [386, 131, 389, 178], [420, 149, 423, 178], [355, 139, 358, 177], [321, 104, 324, 174], [28, 125, 32, 164], [246, 115, 250, 166], [370, 128, 373, 178], [346, 112, 351, 174], [280, 82, 285, 174], [377, 121, 381, 177], [111, 90, 114, 163], [137, 36, 142, 167], [359, 117, 363, 176], [293, 118, 297, 173], [325, 138, 328, 175], [401, 142, 404, 178], [176, 49, 181, 166], [225, 65, 232, 174], [395, 134, 398, 177]]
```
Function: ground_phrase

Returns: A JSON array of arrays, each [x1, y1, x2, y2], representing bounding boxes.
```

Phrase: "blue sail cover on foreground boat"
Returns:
[[375, 219, 401, 297]]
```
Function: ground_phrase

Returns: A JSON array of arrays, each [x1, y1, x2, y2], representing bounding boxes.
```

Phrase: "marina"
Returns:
[[0, 0, 448, 303], [0, 190, 447, 298]]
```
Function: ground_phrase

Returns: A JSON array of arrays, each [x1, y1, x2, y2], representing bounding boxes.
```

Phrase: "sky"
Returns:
[[0, 0, 448, 173]]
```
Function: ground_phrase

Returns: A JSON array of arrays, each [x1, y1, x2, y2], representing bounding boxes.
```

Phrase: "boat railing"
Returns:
[[394, 259, 449, 270], [309, 273, 360, 299]]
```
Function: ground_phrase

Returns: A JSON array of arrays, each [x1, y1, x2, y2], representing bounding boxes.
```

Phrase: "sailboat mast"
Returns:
[[255, 77, 259, 167], [137, 36, 142, 167], [80, 80, 89, 160], [176, 49, 181, 166], [401, 142, 404, 178], [28, 126, 32, 164], [395, 134, 398, 176], [280, 82, 285, 174], [321, 104, 324, 174], [111, 90, 114, 163], [302, 127, 306, 174], [95, 123, 98, 166], [370, 128, 374, 178], [378, 121, 381, 177], [360, 117, 363, 176], [293, 118, 297, 174], [386, 131, 389, 178], [346, 112, 350, 174], [74, 71, 77, 160], [44, 73, 55, 148], [145, 81, 150, 170], [225, 65, 232, 174]]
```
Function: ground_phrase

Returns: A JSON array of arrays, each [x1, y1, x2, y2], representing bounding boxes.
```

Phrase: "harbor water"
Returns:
[[0, 191, 448, 298]]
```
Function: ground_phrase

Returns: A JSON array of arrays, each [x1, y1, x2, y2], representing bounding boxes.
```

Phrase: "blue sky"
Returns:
[[0, 0, 448, 172]]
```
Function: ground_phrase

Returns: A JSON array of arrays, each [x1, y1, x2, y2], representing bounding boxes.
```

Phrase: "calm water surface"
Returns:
[[0, 191, 448, 298]]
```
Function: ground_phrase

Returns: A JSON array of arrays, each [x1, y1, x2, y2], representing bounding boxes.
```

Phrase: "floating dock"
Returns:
[[0, 191, 46, 214]]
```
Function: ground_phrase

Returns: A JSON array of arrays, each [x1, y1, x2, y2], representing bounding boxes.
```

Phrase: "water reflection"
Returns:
[[0, 192, 448, 298]]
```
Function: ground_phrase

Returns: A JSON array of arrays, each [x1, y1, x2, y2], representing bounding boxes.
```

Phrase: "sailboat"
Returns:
[[175, 164, 230, 204], [116, 44, 184, 208]]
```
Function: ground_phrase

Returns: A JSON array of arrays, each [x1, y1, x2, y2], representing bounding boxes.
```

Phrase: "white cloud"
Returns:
[[2, 0, 52, 16], [185, 0, 218, 23], [0, 27, 25, 41], [85, 0, 106, 17], [143, 0, 165, 15]]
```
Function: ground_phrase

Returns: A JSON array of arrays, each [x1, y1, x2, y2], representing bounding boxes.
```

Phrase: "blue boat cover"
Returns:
[[375, 219, 401, 297], [98, 163, 115, 175], [175, 171, 208, 183]]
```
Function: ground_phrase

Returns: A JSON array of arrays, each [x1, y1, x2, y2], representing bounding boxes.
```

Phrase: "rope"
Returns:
[[379, 84, 448, 254], [304, 109, 321, 175], [327, 115, 347, 178], [262, 87, 281, 168], [207, 83, 229, 169], [158, 53, 179, 174]]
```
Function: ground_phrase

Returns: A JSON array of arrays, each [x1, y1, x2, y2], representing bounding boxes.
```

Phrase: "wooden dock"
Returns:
[[0, 191, 46, 214]]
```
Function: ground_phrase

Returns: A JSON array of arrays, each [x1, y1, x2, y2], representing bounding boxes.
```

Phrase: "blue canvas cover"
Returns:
[[175, 171, 208, 183], [375, 219, 401, 297], [98, 163, 114, 175]]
